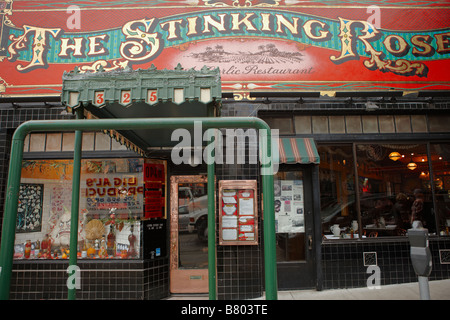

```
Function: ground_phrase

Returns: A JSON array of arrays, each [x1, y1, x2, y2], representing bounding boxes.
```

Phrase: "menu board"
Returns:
[[274, 180, 304, 233], [219, 180, 258, 245]]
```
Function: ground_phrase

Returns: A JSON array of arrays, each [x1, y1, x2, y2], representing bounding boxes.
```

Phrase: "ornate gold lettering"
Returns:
[[120, 18, 161, 62], [303, 20, 330, 41], [331, 18, 426, 76], [8, 25, 62, 72], [59, 37, 84, 58]]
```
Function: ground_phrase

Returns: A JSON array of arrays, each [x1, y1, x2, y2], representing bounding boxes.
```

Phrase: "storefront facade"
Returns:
[[0, 0, 450, 299]]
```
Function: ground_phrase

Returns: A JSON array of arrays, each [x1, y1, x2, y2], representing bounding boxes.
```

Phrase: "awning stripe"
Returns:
[[279, 139, 287, 164], [278, 138, 320, 164]]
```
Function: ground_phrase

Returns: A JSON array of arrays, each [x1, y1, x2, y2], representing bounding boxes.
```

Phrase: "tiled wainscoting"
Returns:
[[321, 237, 450, 290], [10, 258, 169, 300]]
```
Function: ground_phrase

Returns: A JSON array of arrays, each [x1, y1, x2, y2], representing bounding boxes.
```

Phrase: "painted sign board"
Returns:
[[143, 163, 165, 219], [0, 0, 449, 97]]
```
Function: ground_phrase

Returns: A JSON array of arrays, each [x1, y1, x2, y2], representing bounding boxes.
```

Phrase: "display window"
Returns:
[[430, 143, 450, 236], [319, 142, 450, 239], [356, 144, 432, 237], [14, 158, 144, 260]]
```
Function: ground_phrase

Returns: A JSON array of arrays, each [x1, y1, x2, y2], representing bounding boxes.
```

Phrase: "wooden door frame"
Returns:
[[275, 165, 317, 290], [169, 175, 209, 294]]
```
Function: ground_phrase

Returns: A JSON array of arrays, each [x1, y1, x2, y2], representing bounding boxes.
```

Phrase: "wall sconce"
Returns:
[[389, 152, 402, 161]]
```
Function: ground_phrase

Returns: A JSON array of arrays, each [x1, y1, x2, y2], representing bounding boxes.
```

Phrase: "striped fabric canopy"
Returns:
[[278, 138, 320, 164]]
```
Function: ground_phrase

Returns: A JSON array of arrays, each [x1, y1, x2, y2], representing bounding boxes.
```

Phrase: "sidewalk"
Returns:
[[167, 279, 450, 300], [272, 279, 450, 300]]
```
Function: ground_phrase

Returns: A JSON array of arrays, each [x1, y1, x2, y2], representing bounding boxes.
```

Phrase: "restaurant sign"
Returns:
[[1, 0, 450, 96]]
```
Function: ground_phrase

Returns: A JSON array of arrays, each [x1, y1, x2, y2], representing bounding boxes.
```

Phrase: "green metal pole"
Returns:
[[68, 108, 83, 300], [0, 117, 277, 300], [0, 139, 24, 300], [260, 129, 277, 300], [207, 129, 216, 300]]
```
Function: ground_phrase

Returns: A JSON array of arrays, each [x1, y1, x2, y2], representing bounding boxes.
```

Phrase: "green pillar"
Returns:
[[207, 129, 216, 300], [260, 129, 277, 300], [68, 107, 83, 300]]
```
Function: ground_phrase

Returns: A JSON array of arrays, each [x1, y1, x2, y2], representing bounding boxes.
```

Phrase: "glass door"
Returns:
[[275, 167, 316, 289], [170, 175, 209, 294]]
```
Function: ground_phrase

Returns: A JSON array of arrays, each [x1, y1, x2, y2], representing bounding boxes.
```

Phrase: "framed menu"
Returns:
[[219, 180, 258, 245]]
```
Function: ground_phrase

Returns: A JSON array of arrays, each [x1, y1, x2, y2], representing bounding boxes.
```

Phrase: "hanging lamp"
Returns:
[[389, 151, 402, 161]]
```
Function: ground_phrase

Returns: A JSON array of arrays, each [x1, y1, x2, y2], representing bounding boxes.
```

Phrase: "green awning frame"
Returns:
[[0, 117, 278, 301], [279, 137, 320, 164]]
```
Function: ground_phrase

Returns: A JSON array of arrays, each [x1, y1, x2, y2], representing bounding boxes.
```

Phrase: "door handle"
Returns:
[[308, 235, 313, 250]]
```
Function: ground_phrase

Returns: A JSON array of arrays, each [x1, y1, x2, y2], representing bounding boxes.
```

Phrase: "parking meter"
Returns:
[[407, 227, 432, 299], [408, 228, 432, 276]]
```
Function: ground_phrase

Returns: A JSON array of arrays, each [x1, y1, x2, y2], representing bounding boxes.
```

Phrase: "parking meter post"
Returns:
[[407, 227, 432, 300], [418, 276, 431, 300]]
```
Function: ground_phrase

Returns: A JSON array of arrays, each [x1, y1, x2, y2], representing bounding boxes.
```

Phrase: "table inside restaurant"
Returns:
[[364, 224, 398, 236]]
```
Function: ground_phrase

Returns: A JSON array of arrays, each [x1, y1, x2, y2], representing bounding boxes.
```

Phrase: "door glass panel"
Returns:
[[177, 182, 208, 269], [274, 171, 305, 262], [318, 145, 357, 239]]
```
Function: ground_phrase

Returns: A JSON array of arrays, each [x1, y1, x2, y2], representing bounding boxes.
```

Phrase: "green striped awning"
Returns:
[[278, 138, 320, 164]]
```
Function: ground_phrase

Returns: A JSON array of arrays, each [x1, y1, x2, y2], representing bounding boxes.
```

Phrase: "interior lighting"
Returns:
[[407, 161, 417, 170], [389, 151, 402, 161]]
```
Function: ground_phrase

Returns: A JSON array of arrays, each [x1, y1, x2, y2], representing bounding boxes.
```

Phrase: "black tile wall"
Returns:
[[321, 238, 450, 290], [215, 123, 264, 299], [9, 258, 169, 300]]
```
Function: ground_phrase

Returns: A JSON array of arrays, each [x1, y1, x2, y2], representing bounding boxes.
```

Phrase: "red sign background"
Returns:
[[0, 0, 449, 96]]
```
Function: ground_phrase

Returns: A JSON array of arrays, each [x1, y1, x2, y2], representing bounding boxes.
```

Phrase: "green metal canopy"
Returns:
[[61, 64, 222, 153]]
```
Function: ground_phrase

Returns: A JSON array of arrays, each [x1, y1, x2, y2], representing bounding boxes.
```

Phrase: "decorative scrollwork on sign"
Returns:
[[0, 0, 13, 16], [232, 92, 256, 101], [78, 59, 129, 73], [203, 0, 280, 7], [363, 51, 427, 77], [3, 15, 14, 27], [0, 76, 10, 92]]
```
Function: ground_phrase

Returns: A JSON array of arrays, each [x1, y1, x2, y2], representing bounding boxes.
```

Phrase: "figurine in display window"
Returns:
[[98, 237, 107, 258], [127, 224, 137, 258], [35, 239, 41, 258], [24, 240, 31, 259], [107, 224, 116, 257], [41, 234, 52, 259]]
